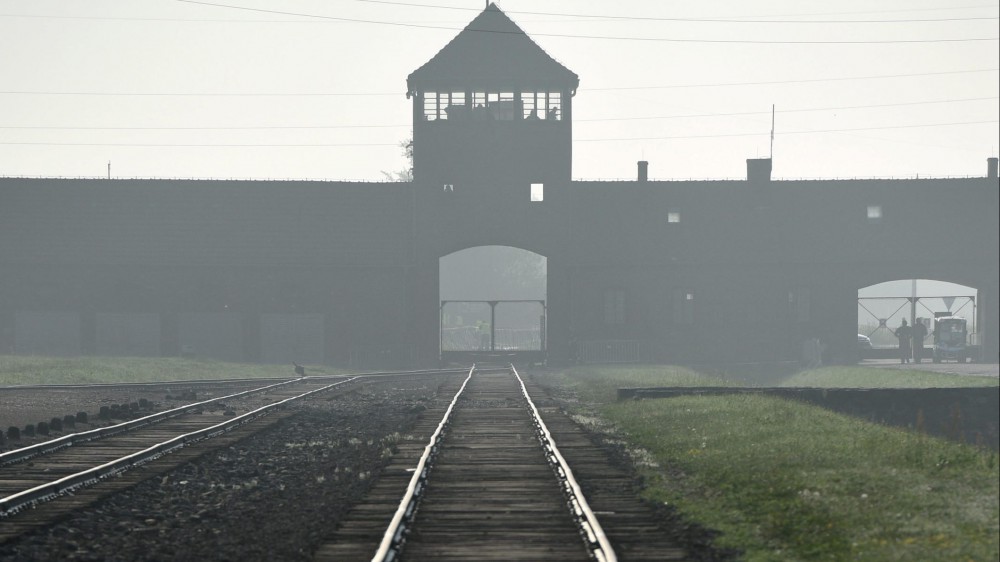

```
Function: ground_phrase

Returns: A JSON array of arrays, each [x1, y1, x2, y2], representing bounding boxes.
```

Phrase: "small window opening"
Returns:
[[423, 92, 467, 121], [673, 289, 695, 325], [443, 184, 454, 192], [521, 91, 562, 121], [667, 210, 681, 223], [867, 205, 883, 223], [471, 92, 515, 121], [530, 183, 544, 202]]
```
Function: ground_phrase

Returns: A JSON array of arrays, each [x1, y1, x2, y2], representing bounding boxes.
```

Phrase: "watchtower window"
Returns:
[[530, 183, 544, 202], [521, 91, 561, 121], [423, 92, 467, 121], [866, 205, 883, 223], [470, 92, 515, 121]]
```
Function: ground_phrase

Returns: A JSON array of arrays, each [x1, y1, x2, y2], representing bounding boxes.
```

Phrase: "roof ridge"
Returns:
[[407, 3, 579, 94]]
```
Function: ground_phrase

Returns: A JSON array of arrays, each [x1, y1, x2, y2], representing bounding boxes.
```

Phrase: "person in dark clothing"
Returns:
[[293, 362, 305, 377], [911, 319, 928, 363], [893, 319, 912, 364]]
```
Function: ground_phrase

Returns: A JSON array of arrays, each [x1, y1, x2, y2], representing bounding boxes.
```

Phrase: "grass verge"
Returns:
[[0, 355, 342, 386], [780, 366, 999, 388], [536, 365, 999, 561]]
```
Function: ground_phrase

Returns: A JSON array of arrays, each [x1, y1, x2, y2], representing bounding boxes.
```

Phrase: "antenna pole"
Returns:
[[769, 104, 775, 159], [107, 161, 111, 179]]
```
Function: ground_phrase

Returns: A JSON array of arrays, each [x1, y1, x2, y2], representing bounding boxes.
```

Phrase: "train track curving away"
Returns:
[[0, 370, 464, 545]]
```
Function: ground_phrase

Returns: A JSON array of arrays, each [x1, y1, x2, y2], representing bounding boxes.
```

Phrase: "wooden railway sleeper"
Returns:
[[512, 364, 618, 562], [0, 376, 315, 468], [372, 366, 476, 562], [0, 378, 357, 519]]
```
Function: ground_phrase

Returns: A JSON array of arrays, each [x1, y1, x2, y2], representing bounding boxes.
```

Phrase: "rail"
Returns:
[[512, 364, 618, 562], [371, 365, 476, 562], [0, 368, 468, 467], [371, 365, 617, 562], [0, 377, 358, 518], [0, 377, 307, 467]]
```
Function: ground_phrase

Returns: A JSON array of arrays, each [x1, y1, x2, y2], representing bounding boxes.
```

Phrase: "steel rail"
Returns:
[[0, 367, 469, 391], [0, 377, 358, 518], [511, 364, 618, 562], [371, 365, 476, 562], [1, 368, 467, 468], [0, 377, 310, 467]]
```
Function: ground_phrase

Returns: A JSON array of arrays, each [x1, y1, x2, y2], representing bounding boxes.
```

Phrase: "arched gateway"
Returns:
[[0, 4, 997, 366]]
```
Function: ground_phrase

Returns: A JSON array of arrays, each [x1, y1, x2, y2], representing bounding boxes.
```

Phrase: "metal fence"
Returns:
[[574, 340, 646, 364], [441, 327, 542, 351]]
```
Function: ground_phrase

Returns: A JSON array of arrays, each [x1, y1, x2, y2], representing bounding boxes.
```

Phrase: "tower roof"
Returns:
[[407, 3, 579, 94]]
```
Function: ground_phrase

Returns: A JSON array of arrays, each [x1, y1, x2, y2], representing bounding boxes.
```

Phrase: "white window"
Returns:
[[530, 183, 544, 202], [443, 184, 454, 192], [673, 289, 694, 325], [471, 92, 515, 121], [520, 91, 562, 121], [423, 92, 467, 121], [867, 205, 882, 223], [667, 210, 681, 223]]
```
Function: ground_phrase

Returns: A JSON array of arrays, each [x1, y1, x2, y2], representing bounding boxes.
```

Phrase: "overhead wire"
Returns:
[[0, 2, 993, 173], [2, 68, 996, 97], [4, 3, 996, 24], [350, 0, 999, 24], [2, 119, 995, 147], [2, 96, 996, 130], [576, 120, 999, 142], [172, 0, 998, 44]]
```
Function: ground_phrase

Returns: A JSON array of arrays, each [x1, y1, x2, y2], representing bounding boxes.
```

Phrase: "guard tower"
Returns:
[[406, 3, 579, 191]]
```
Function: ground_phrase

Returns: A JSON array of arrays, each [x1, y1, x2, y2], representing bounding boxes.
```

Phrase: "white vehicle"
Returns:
[[933, 316, 968, 363]]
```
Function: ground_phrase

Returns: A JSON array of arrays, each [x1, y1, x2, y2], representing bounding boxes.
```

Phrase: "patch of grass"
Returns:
[[0, 355, 342, 385], [782, 366, 999, 388], [538, 364, 731, 403], [539, 365, 1000, 561]]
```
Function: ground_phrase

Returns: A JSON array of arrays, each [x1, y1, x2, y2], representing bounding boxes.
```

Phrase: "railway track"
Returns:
[[318, 364, 686, 561], [0, 369, 463, 545], [2, 367, 703, 559]]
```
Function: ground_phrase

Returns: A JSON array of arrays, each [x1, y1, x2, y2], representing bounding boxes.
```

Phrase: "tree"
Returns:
[[381, 138, 413, 182]]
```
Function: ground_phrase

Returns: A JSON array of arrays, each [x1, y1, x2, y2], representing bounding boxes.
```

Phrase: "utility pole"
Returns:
[[769, 104, 775, 159]]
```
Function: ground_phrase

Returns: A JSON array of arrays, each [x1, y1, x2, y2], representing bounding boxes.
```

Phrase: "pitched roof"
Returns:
[[407, 3, 579, 94]]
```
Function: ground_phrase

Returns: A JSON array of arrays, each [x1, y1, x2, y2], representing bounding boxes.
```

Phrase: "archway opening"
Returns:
[[439, 246, 546, 358], [858, 279, 978, 362]]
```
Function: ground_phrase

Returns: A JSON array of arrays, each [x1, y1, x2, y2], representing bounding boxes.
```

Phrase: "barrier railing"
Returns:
[[575, 340, 646, 364]]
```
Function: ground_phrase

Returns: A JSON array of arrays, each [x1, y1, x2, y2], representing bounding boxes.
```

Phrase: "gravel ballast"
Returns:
[[0, 378, 437, 561]]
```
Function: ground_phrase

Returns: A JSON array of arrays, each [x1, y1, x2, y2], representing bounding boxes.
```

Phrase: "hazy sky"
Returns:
[[2, 1, 997, 181]]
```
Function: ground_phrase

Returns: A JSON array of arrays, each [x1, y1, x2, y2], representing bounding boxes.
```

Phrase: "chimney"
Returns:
[[637, 161, 648, 182], [747, 158, 772, 183], [988, 157, 998, 179]]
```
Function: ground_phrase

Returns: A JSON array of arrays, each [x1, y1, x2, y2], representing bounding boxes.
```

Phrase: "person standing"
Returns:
[[893, 319, 913, 364], [911, 318, 928, 363]]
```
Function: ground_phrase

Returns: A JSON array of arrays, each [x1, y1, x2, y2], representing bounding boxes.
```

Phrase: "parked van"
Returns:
[[933, 316, 967, 363]]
